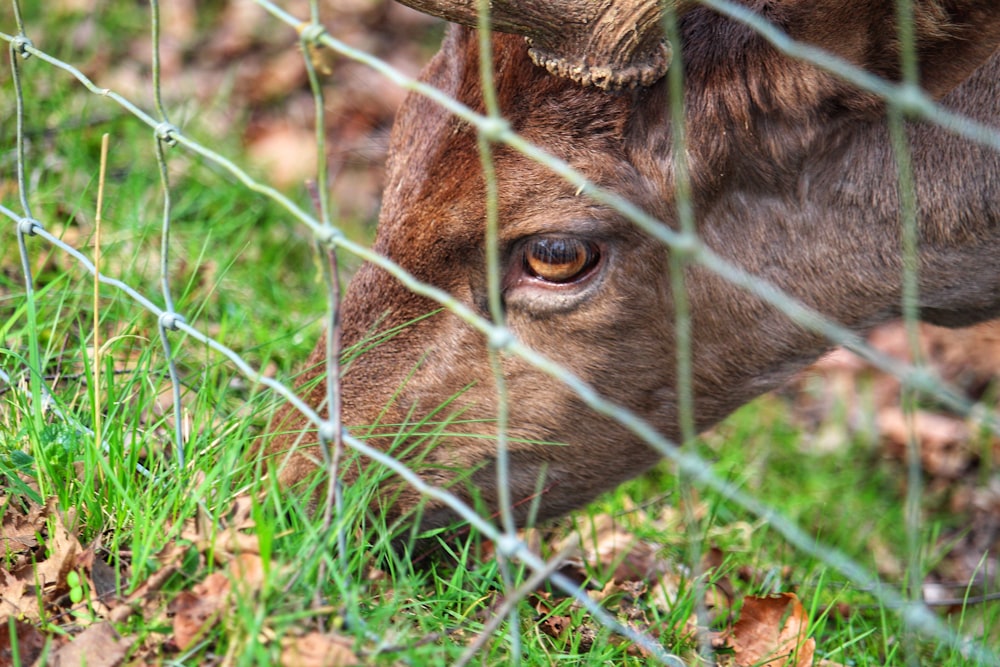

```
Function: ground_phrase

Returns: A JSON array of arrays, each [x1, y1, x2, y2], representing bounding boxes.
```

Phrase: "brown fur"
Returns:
[[267, 2, 1000, 534]]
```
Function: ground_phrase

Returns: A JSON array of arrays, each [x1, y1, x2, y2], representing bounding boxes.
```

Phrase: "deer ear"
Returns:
[[911, 8, 1000, 99], [774, 2, 1000, 99]]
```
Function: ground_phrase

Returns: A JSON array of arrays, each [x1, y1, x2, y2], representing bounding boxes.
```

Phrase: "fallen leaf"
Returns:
[[878, 408, 972, 478], [727, 593, 815, 667], [230, 552, 266, 596], [74, 546, 119, 618], [246, 120, 318, 189], [180, 495, 262, 560], [0, 499, 86, 622], [48, 622, 132, 667], [280, 632, 360, 667], [922, 320, 1000, 390], [31, 498, 84, 591], [0, 618, 47, 667], [539, 613, 571, 640], [169, 571, 230, 650], [533, 593, 569, 640], [109, 543, 188, 625], [0, 499, 44, 551], [0, 568, 35, 620], [559, 512, 671, 585], [169, 554, 266, 650]]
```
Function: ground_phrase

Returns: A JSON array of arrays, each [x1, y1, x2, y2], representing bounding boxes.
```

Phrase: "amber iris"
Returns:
[[523, 237, 599, 283]]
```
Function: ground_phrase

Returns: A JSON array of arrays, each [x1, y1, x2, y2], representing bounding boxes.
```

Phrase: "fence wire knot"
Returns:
[[298, 22, 327, 45], [11, 35, 33, 59], [894, 83, 932, 116], [158, 312, 185, 331], [154, 122, 178, 146], [488, 327, 514, 351], [671, 231, 701, 262], [478, 116, 511, 142], [495, 533, 522, 559], [318, 225, 344, 246], [17, 217, 40, 236], [317, 420, 337, 443]]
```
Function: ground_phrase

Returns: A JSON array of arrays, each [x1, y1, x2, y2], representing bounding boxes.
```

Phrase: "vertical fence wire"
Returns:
[[2, 0, 999, 663], [9, 3, 47, 499], [889, 2, 928, 663], [660, 5, 715, 661], [148, 0, 187, 469], [473, 1, 524, 661], [298, 2, 357, 629]]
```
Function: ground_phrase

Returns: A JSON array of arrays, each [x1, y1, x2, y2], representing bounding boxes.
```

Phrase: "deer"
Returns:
[[266, 0, 1000, 538]]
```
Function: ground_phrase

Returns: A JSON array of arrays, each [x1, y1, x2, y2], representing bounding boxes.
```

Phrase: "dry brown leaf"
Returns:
[[280, 632, 360, 667], [561, 512, 671, 585], [922, 320, 1000, 386], [792, 320, 1000, 441], [533, 591, 597, 649], [727, 593, 815, 667], [648, 568, 683, 611], [73, 546, 119, 618], [539, 613, 571, 640], [197, 568, 233, 597], [246, 121, 318, 189], [169, 554, 266, 650], [203, 2, 268, 59], [48, 622, 132, 667], [229, 552, 266, 596], [0, 499, 85, 621], [878, 407, 972, 478], [109, 542, 188, 625], [169, 575, 229, 650], [249, 49, 310, 103], [0, 617, 48, 667], [216, 529, 264, 557], [227, 494, 256, 530], [0, 562, 34, 620], [34, 498, 83, 587], [180, 495, 262, 561], [0, 499, 45, 551]]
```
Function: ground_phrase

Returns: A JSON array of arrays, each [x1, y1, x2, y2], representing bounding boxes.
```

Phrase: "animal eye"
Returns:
[[523, 237, 600, 284]]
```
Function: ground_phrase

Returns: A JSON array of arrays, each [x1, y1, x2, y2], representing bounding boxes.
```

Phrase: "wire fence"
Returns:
[[2, 0, 999, 663]]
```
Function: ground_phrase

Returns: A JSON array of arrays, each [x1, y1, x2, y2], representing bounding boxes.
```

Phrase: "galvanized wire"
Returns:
[[2, 0, 999, 664]]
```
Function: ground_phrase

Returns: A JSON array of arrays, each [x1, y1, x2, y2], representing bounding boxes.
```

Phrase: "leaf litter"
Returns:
[[725, 594, 815, 667], [0, 492, 361, 666], [5, 0, 1000, 663], [791, 320, 1000, 602]]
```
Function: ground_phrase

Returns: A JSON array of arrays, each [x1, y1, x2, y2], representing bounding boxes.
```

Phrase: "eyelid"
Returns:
[[504, 234, 604, 292], [500, 235, 609, 314]]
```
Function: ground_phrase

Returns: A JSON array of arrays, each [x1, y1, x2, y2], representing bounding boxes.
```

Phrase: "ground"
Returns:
[[1, 1, 998, 664]]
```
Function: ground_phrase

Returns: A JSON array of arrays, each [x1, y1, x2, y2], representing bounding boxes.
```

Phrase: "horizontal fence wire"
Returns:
[[2, 0, 998, 663]]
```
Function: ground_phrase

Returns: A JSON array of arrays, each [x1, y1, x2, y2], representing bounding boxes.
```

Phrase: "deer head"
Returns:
[[267, 0, 1000, 537]]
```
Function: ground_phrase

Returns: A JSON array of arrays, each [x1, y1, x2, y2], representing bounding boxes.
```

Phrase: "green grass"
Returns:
[[2, 2, 998, 665]]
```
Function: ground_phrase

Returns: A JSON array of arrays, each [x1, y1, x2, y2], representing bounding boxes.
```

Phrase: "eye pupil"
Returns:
[[524, 237, 599, 283]]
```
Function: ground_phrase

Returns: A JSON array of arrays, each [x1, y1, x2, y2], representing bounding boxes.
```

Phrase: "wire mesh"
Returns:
[[2, 0, 998, 663]]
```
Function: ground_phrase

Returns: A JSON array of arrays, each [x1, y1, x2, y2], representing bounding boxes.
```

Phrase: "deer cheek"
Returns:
[[505, 276, 602, 316]]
